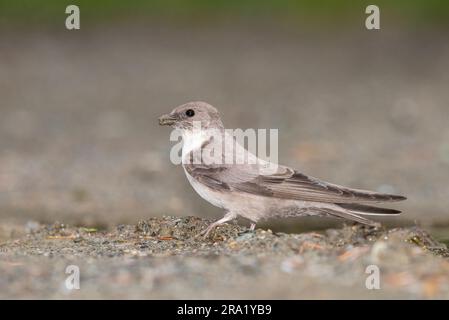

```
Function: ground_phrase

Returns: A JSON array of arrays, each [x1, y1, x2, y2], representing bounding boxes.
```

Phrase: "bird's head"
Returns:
[[158, 101, 223, 131]]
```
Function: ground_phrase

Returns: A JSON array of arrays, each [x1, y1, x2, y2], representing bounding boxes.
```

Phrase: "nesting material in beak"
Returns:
[[158, 114, 176, 126]]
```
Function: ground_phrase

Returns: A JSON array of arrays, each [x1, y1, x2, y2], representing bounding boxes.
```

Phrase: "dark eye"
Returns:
[[185, 109, 195, 117]]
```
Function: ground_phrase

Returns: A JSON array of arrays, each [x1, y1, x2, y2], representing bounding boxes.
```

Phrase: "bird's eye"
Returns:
[[185, 109, 195, 117]]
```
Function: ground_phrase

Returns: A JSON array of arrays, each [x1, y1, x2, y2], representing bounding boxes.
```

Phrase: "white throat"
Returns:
[[181, 129, 210, 159]]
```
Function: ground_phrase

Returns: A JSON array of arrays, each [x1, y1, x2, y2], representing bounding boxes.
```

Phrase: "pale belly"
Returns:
[[184, 168, 227, 209]]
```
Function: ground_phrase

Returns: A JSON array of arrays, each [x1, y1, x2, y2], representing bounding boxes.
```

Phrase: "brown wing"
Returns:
[[184, 162, 406, 204]]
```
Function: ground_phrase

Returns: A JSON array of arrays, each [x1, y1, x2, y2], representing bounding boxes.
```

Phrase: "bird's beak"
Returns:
[[158, 114, 177, 126]]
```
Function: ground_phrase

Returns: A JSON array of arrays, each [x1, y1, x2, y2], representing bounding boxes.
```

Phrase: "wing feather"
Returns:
[[184, 160, 406, 204]]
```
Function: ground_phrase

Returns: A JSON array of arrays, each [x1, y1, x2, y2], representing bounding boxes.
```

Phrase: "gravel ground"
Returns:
[[1, 216, 448, 299]]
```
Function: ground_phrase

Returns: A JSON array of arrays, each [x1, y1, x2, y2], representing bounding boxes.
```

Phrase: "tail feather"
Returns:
[[316, 208, 380, 227], [336, 203, 401, 216]]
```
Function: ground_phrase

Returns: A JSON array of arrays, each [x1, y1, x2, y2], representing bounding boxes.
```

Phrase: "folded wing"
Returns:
[[184, 162, 406, 204]]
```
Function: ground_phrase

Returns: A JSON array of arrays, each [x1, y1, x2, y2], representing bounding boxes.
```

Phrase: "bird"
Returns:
[[159, 101, 406, 238]]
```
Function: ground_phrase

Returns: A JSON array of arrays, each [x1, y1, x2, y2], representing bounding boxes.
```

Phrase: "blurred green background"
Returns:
[[1, 0, 449, 27]]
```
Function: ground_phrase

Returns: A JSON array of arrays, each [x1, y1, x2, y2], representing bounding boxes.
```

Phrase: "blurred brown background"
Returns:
[[0, 1, 449, 231]]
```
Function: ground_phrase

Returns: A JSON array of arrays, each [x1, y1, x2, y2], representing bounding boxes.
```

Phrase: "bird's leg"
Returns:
[[249, 223, 256, 231], [200, 212, 236, 238]]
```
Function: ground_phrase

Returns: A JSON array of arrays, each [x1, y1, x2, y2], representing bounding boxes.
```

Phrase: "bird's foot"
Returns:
[[198, 212, 237, 239], [249, 223, 256, 231], [199, 222, 218, 239]]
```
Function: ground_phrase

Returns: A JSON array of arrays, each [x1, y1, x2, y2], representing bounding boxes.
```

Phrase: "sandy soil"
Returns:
[[1, 216, 448, 299]]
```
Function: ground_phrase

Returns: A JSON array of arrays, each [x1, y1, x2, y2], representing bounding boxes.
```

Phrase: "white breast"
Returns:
[[180, 129, 227, 209], [181, 130, 208, 159]]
